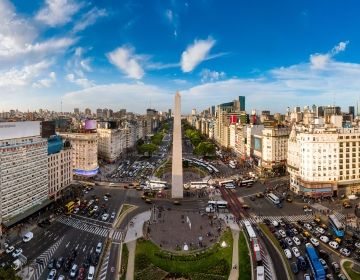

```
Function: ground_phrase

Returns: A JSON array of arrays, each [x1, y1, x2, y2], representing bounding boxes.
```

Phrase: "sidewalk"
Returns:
[[125, 240, 136, 280], [124, 211, 151, 243], [228, 229, 239, 280]]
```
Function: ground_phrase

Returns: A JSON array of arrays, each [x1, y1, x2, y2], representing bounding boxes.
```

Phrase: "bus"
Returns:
[[229, 161, 236, 169], [147, 180, 168, 190], [239, 178, 255, 187], [190, 181, 208, 189], [266, 193, 280, 205], [305, 243, 326, 280], [206, 201, 228, 212], [328, 214, 345, 238], [243, 220, 257, 239], [64, 201, 75, 215], [256, 266, 265, 280], [252, 238, 262, 265], [208, 164, 219, 174]]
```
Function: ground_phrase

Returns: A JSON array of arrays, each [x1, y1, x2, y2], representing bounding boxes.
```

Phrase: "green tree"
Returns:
[[138, 143, 157, 156], [194, 142, 216, 156], [0, 267, 21, 280], [151, 132, 164, 146]]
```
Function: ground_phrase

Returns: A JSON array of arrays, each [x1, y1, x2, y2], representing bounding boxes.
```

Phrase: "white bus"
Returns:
[[266, 193, 280, 205], [206, 201, 228, 212], [229, 161, 236, 169], [239, 178, 255, 187], [147, 180, 168, 190], [243, 221, 256, 239], [219, 180, 234, 185], [190, 181, 208, 189]]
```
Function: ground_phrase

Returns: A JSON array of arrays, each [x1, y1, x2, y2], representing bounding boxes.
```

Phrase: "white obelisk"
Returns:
[[171, 92, 183, 198]]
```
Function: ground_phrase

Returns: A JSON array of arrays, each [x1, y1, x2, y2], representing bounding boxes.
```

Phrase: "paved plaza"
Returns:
[[147, 210, 226, 251]]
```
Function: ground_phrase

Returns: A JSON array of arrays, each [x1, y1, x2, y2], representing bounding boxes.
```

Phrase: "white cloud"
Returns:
[[66, 73, 94, 88], [0, 60, 52, 88], [165, 9, 174, 22], [310, 41, 349, 69], [107, 46, 144, 79], [73, 7, 107, 33], [0, 0, 76, 66], [33, 71, 57, 88], [200, 69, 225, 83], [36, 0, 83, 27], [181, 38, 216, 72]]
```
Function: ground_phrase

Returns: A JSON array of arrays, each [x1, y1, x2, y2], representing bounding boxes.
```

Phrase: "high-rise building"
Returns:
[[239, 96, 246, 111], [349, 106, 355, 119], [0, 122, 49, 233], [96, 108, 103, 118], [41, 121, 56, 138], [97, 126, 125, 163], [74, 108, 80, 115], [59, 132, 99, 177], [85, 108, 91, 116], [191, 109, 197, 116]]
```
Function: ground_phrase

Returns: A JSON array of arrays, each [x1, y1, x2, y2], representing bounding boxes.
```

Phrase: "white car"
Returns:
[[285, 237, 293, 246], [12, 248, 23, 258], [57, 275, 65, 280], [291, 228, 298, 235], [110, 212, 116, 219], [93, 205, 99, 211], [272, 220, 279, 227], [47, 269, 56, 280], [320, 235, 329, 243], [284, 249, 292, 259], [292, 247, 301, 257], [315, 227, 325, 234], [310, 238, 319, 247], [293, 236, 301, 246], [103, 196, 109, 201], [329, 241, 339, 249], [73, 208, 79, 214], [340, 248, 351, 257], [355, 242, 360, 249], [279, 230, 286, 238], [102, 213, 109, 221], [6, 246, 15, 254], [304, 223, 312, 231]]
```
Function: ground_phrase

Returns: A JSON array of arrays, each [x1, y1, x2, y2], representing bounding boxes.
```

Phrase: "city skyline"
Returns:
[[1, 0, 360, 113]]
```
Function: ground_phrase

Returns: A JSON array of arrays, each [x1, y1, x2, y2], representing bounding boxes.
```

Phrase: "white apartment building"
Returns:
[[59, 132, 99, 177], [261, 126, 290, 172], [97, 128, 126, 163], [48, 138, 72, 200], [287, 123, 360, 197], [0, 122, 49, 232]]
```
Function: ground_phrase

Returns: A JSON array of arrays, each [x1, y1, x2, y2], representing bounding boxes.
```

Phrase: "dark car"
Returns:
[[297, 256, 307, 271], [331, 262, 340, 274], [263, 218, 271, 226], [291, 262, 299, 274], [91, 253, 99, 266], [36, 258, 44, 265], [279, 240, 287, 249], [337, 274, 348, 280], [250, 196, 256, 201], [318, 250, 330, 261], [47, 258, 56, 269], [56, 257, 64, 269], [64, 258, 72, 272], [77, 267, 86, 280]]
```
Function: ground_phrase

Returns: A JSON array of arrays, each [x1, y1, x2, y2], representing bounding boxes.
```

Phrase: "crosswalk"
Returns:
[[259, 245, 272, 280], [109, 229, 123, 242], [239, 214, 313, 226], [334, 211, 346, 221], [32, 237, 64, 280], [57, 216, 110, 237], [98, 250, 111, 280]]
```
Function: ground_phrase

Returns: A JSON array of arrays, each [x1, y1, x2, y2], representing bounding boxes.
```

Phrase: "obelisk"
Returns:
[[171, 92, 183, 198]]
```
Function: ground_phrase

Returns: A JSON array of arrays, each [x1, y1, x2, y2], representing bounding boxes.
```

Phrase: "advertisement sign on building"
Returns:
[[0, 122, 41, 140]]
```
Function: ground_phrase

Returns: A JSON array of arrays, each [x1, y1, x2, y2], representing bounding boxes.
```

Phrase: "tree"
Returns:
[[0, 267, 21, 280], [194, 142, 216, 157], [138, 143, 157, 156]]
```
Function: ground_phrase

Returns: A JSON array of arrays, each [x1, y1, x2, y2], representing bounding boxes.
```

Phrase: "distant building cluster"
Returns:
[[187, 96, 360, 198], [0, 107, 170, 234]]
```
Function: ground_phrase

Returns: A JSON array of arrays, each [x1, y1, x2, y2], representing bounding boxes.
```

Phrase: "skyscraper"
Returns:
[[349, 106, 355, 119], [239, 96, 246, 111]]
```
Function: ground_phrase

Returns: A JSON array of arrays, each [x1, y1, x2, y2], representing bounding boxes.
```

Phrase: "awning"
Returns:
[[2, 199, 53, 227]]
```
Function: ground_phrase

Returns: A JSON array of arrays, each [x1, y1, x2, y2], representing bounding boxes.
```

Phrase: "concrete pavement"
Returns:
[[228, 229, 239, 280], [124, 211, 151, 243], [125, 240, 136, 280]]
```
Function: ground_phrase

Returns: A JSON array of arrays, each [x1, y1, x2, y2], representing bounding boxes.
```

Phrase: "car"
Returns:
[[304, 273, 311, 280], [110, 212, 116, 219], [145, 198, 152, 204], [304, 223, 312, 231], [279, 230, 287, 238], [23, 232, 33, 242], [87, 265, 95, 280], [263, 218, 271, 225], [355, 242, 360, 249], [319, 249, 330, 261], [93, 206, 99, 211], [101, 213, 109, 221], [320, 235, 329, 243], [310, 237, 319, 247], [316, 227, 326, 234], [292, 247, 301, 257], [329, 241, 339, 249], [297, 256, 307, 270], [285, 237, 293, 246], [103, 196, 108, 201], [56, 257, 64, 269], [339, 247, 351, 257], [279, 240, 287, 249], [70, 264, 78, 278], [58, 275, 65, 280], [47, 269, 57, 280], [77, 267, 86, 280], [292, 236, 301, 246], [47, 258, 56, 269], [95, 242, 102, 254], [319, 258, 329, 272], [326, 274, 335, 280], [291, 262, 299, 274], [291, 228, 298, 235], [272, 220, 279, 227], [286, 197, 293, 203], [303, 231, 311, 238], [250, 196, 255, 201], [284, 249, 292, 259], [274, 232, 282, 240], [36, 258, 45, 265], [12, 248, 23, 258], [331, 262, 340, 274], [3, 242, 9, 249], [6, 246, 15, 254], [337, 274, 348, 280]]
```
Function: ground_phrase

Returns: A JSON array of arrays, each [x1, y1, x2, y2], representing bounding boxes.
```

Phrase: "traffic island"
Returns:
[[134, 229, 233, 280], [342, 260, 360, 280], [238, 231, 251, 280]]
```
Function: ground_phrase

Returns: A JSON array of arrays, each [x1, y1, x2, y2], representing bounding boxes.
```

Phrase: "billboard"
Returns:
[[229, 115, 237, 124], [0, 121, 40, 140], [254, 136, 262, 151], [84, 120, 97, 130]]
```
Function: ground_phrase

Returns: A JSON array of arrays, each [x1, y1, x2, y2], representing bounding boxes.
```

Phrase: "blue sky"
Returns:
[[1, 0, 360, 114]]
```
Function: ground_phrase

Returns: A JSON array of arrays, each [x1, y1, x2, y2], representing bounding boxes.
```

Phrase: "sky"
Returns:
[[1, 0, 360, 114]]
